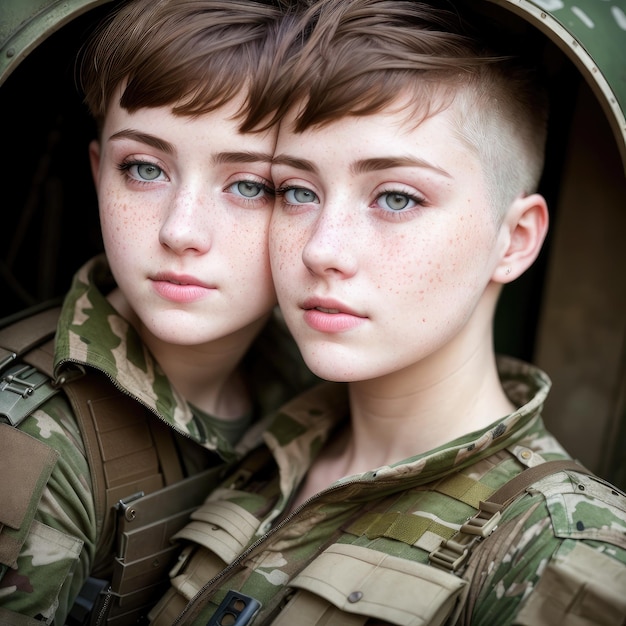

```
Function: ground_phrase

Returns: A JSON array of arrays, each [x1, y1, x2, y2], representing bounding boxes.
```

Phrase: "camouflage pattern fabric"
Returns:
[[149, 358, 626, 625], [0, 254, 315, 625]]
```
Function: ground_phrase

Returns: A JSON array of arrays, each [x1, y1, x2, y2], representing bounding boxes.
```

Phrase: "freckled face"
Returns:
[[90, 95, 277, 347], [270, 103, 507, 383]]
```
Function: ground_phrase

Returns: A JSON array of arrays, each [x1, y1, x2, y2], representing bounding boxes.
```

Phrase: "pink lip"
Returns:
[[151, 273, 215, 303], [301, 297, 367, 333]]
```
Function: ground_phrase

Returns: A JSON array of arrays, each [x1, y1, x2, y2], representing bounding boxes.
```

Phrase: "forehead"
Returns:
[[275, 99, 478, 175], [100, 94, 278, 158], [103, 83, 250, 124]]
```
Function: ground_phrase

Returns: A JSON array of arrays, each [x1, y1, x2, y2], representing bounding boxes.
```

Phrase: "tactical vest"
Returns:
[[0, 305, 230, 625], [149, 442, 600, 626]]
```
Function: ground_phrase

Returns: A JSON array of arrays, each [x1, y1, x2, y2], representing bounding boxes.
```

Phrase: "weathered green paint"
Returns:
[[0, 0, 114, 87], [488, 0, 626, 170]]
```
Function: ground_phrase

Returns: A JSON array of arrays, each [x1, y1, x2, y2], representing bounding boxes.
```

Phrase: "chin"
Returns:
[[300, 355, 363, 383], [150, 328, 202, 346], [144, 314, 210, 345]]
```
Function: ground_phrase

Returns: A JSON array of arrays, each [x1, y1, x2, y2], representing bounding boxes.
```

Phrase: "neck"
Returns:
[[150, 339, 252, 419], [344, 344, 513, 471], [108, 288, 263, 419]]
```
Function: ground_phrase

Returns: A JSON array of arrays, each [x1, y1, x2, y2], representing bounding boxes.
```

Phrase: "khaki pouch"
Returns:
[[173, 494, 260, 563], [272, 544, 466, 626], [0, 424, 58, 568]]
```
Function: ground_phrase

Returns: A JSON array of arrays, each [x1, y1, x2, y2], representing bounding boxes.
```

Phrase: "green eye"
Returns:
[[236, 181, 264, 198], [136, 163, 162, 180], [285, 187, 318, 203], [381, 192, 412, 211]]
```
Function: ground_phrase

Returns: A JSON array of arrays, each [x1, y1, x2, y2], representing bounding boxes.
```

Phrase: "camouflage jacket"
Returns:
[[149, 357, 626, 626], [0, 255, 315, 626]]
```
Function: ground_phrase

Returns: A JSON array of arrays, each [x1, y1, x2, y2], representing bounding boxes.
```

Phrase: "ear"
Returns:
[[493, 193, 549, 283], [88, 139, 101, 193]]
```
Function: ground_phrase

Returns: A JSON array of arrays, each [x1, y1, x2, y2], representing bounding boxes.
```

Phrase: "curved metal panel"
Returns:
[[488, 0, 626, 171], [0, 0, 114, 87]]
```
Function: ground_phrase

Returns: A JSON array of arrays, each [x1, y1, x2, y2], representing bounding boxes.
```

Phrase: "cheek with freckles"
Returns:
[[100, 192, 160, 252], [269, 221, 302, 277]]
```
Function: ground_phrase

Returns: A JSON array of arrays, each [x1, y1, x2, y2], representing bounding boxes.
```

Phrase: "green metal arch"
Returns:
[[488, 0, 626, 173], [0, 0, 114, 87]]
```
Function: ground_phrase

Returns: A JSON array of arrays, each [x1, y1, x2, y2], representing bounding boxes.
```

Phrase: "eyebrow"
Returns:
[[108, 131, 273, 165], [214, 151, 274, 165], [272, 155, 318, 173], [109, 129, 175, 154], [353, 156, 452, 179], [272, 154, 451, 178]]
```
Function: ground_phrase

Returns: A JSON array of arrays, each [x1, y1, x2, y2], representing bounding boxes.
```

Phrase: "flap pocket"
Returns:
[[0, 424, 59, 567], [278, 544, 466, 626], [173, 498, 259, 563]]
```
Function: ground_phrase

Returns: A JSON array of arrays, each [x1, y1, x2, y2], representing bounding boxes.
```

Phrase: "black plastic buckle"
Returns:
[[206, 590, 261, 626]]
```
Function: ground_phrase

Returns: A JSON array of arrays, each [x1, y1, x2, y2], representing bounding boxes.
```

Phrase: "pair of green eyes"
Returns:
[[133, 163, 267, 199], [285, 187, 416, 211], [135, 163, 415, 210]]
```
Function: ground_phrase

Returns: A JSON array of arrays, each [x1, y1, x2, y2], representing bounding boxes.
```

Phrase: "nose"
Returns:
[[159, 185, 211, 255], [301, 205, 357, 279]]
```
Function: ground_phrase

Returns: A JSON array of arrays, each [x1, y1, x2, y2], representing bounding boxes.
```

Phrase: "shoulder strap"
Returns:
[[0, 302, 61, 414], [431, 459, 596, 626], [429, 459, 593, 573], [0, 306, 63, 577], [486, 459, 593, 507], [0, 305, 206, 623], [0, 305, 186, 567], [0, 304, 60, 373], [62, 371, 187, 574], [0, 305, 60, 427]]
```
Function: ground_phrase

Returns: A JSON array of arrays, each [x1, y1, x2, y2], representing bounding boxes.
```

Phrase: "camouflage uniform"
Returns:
[[149, 357, 626, 625], [0, 254, 314, 625]]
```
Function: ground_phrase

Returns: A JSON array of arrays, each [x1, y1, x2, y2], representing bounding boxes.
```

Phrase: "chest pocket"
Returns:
[[534, 470, 626, 549], [149, 491, 266, 625], [271, 544, 466, 626], [173, 489, 263, 563]]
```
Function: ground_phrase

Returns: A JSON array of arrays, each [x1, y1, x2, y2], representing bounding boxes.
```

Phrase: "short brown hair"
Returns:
[[276, 0, 549, 213], [79, 0, 289, 132]]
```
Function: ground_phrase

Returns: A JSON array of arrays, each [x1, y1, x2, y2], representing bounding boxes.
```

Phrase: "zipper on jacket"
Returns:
[[93, 585, 113, 626], [170, 474, 393, 625]]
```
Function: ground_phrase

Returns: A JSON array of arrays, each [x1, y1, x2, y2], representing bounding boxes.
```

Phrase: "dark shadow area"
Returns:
[[1, 5, 112, 320]]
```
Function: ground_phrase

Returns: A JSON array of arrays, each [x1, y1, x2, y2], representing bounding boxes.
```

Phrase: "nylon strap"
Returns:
[[62, 373, 185, 573], [446, 458, 596, 626], [345, 511, 456, 545], [0, 306, 59, 368], [485, 459, 592, 508], [429, 458, 594, 575], [0, 303, 193, 623], [434, 473, 496, 508]]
